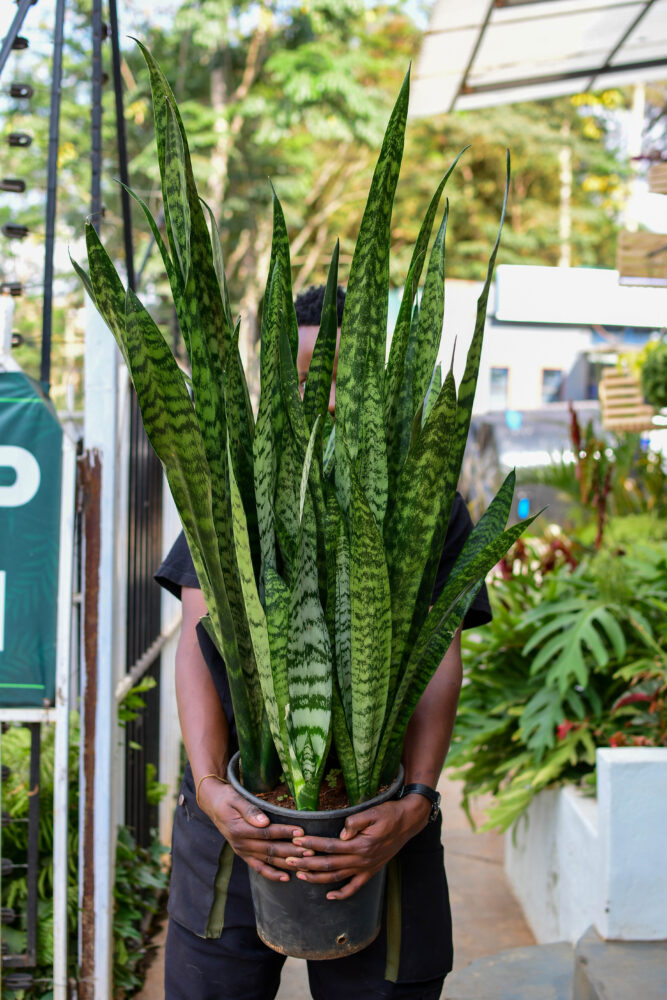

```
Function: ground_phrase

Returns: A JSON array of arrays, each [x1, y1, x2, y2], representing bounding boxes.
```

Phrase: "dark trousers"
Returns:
[[165, 916, 445, 1000]]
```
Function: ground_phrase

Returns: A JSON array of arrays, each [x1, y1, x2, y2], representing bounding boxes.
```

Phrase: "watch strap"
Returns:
[[398, 782, 441, 820]]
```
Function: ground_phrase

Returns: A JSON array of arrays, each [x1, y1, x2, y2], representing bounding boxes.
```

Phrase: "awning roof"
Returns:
[[410, 0, 667, 117]]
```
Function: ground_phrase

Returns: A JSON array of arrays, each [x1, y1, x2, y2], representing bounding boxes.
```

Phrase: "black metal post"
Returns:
[[0, 0, 35, 80], [25, 724, 41, 965], [91, 0, 105, 232], [109, 0, 136, 291], [41, 0, 67, 388]]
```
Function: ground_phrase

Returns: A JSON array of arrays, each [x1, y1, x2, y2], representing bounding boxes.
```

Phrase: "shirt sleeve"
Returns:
[[154, 531, 200, 600], [431, 493, 493, 630]]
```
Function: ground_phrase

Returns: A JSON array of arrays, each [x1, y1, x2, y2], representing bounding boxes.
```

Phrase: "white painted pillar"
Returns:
[[82, 297, 128, 999], [158, 484, 183, 847]]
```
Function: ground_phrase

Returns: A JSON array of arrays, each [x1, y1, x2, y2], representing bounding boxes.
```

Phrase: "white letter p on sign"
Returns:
[[0, 445, 41, 507]]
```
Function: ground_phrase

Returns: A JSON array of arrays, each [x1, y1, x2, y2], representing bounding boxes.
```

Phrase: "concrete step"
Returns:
[[444, 942, 573, 1000], [573, 927, 667, 1000]]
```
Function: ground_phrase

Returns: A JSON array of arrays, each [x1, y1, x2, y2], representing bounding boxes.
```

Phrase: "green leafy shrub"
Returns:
[[640, 340, 667, 409], [448, 531, 667, 832], [1, 710, 168, 999]]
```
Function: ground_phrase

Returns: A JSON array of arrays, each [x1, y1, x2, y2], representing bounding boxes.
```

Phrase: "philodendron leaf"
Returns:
[[337, 69, 410, 465]]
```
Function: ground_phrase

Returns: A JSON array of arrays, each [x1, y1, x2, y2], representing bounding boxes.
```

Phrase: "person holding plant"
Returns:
[[155, 285, 492, 1000]]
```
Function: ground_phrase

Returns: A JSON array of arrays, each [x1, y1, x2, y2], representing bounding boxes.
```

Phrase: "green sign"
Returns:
[[0, 371, 63, 707]]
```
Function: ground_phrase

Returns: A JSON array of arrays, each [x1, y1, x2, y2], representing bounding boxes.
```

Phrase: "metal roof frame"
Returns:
[[411, 0, 667, 117]]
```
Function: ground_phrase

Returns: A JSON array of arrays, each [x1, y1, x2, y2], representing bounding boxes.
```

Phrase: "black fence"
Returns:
[[124, 391, 163, 847]]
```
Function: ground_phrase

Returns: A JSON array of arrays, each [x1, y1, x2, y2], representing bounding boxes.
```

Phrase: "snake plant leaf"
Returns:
[[423, 364, 442, 427], [411, 158, 511, 637], [261, 184, 299, 366], [334, 514, 353, 731], [383, 149, 466, 468], [387, 296, 420, 500], [254, 260, 285, 576], [165, 102, 191, 283], [286, 425, 333, 810], [454, 152, 510, 471], [118, 181, 191, 359], [337, 69, 409, 465], [349, 463, 392, 800], [302, 240, 340, 438], [374, 512, 538, 788], [412, 202, 449, 411], [227, 436, 291, 780], [332, 677, 360, 804], [70, 252, 95, 303], [201, 197, 234, 331], [83, 224, 131, 370], [384, 367, 457, 698], [358, 355, 389, 528], [279, 323, 328, 600], [225, 321, 258, 573], [263, 566, 293, 784]]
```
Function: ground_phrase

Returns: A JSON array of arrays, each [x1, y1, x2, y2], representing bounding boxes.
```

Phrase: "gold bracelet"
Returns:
[[195, 771, 229, 809]]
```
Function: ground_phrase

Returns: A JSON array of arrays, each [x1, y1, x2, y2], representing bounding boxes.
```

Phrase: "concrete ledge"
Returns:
[[505, 748, 667, 943], [445, 942, 573, 1000], [573, 927, 667, 1000]]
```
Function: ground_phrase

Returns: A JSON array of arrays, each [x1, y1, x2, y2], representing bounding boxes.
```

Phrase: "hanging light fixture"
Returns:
[[8, 132, 32, 147], [9, 83, 33, 98]]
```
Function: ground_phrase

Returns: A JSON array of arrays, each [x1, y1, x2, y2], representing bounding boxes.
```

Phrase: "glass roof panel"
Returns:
[[411, 0, 667, 117]]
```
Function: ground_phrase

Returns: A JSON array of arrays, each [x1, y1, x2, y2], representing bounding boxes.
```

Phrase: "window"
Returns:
[[541, 368, 563, 404], [489, 367, 509, 410]]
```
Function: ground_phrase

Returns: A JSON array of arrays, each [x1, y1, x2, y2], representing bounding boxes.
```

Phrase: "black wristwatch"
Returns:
[[397, 783, 441, 822]]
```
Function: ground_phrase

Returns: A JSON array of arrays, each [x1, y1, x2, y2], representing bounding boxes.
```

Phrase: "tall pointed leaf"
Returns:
[[337, 69, 409, 464], [412, 202, 448, 409], [303, 240, 339, 438]]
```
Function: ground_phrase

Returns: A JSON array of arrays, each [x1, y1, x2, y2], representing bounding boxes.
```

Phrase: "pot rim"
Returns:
[[227, 751, 404, 821]]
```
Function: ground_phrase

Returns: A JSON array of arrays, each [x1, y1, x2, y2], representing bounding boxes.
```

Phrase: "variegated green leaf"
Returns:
[[201, 196, 234, 330], [286, 435, 333, 810], [303, 240, 339, 438], [337, 69, 409, 464], [349, 464, 392, 800], [387, 296, 420, 499], [374, 511, 538, 788], [335, 514, 352, 731], [165, 102, 191, 282], [412, 202, 448, 409], [423, 364, 442, 427], [261, 184, 298, 366], [358, 352, 388, 528], [384, 368, 457, 699]]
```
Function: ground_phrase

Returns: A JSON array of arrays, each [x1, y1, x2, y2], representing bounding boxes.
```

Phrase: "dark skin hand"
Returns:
[[176, 587, 314, 883], [286, 631, 463, 900]]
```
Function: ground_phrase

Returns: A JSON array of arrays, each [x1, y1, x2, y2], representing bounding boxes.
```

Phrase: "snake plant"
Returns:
[[76, 45, 535, 809]]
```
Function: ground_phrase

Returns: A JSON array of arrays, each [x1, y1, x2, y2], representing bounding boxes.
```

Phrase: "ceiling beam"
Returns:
[[588, 0, 659, 89]]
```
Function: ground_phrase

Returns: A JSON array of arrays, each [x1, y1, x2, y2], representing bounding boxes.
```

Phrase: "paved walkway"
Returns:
[[136, 774, 533, 999]]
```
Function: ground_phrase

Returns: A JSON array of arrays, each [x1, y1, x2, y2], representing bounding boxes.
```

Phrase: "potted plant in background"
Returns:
[[75, 43, 534, 959]]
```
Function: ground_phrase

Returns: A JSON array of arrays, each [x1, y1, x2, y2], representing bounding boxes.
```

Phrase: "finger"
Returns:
[[285, 854, 359, 872], [244, 855, 290, 883], [340, 810, 378, 840], [236, 798, 271, 828], [232, 816, 304, 841], [326, 872, 371, 900], [292, 835, 354, 854], [295, 868, 357, 885]]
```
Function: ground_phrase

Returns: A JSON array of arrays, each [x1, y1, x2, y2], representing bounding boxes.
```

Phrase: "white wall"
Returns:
[[505, 748, 667, 943]]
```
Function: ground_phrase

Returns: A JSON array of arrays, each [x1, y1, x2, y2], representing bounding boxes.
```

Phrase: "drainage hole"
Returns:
[[336, 934, 347, 945]]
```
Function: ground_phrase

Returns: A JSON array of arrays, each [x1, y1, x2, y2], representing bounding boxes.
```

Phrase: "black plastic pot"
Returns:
[[228, 752, 404, 960]]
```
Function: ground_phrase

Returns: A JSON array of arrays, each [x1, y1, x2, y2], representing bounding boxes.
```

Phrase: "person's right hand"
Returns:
[[198, 779, 313, 882]]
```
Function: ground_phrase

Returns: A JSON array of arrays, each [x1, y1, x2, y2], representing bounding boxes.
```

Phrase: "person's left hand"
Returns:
[[287, 796, 432, 900]]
